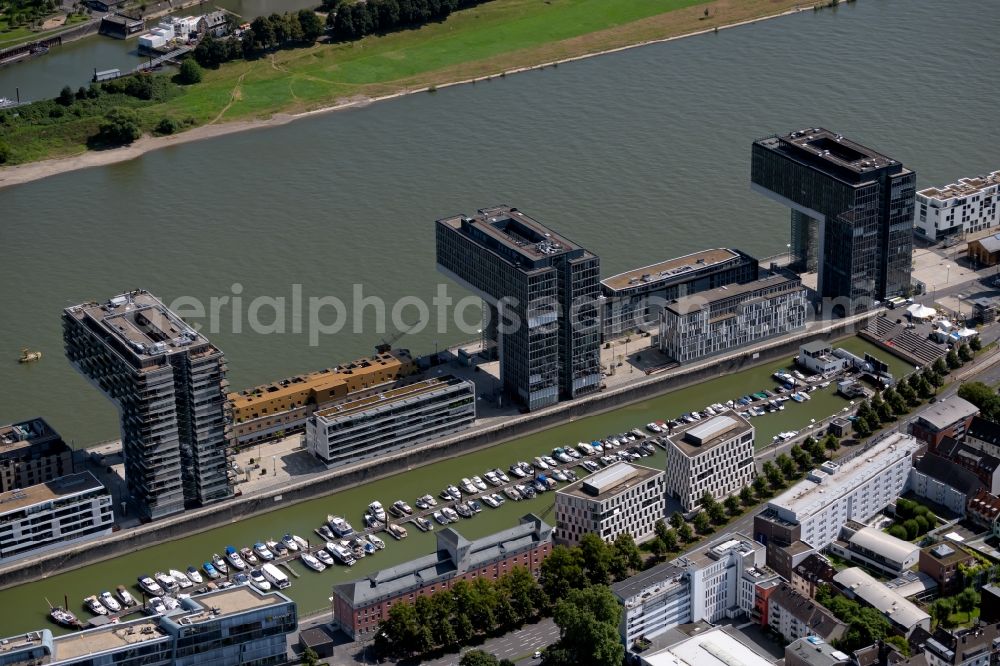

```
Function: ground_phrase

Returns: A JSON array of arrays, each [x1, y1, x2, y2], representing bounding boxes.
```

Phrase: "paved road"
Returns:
[[418, 619, 558, 666]]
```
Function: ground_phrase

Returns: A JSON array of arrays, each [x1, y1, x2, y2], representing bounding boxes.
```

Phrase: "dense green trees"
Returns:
[[959, 381, 1000, 421], [194, 10, 327, 68], [889, 498, 937, 540], [459, 651, 515, 666], [326, 0, 494, 41], [544, 586, 624, 666], [97, 107, 141, 145], [816, 585, 892, 652], [177, 59, 203, 85]]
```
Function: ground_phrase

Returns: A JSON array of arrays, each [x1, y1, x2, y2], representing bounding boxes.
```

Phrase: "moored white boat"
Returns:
[[327, 515, 354, 537], [254, 542, 275, 561], [292, 535, 309, 550], [154, 572, 178, 593], [249, 569, 272, 591], [224, 546, 246, 571], [211, 553, 229, 574], [148, 597, 167, 615], [99, 591, 121, 612], [367, 501, 387, 522], [84, 595, 108, 616], [327, 541, 356, 566], [168, 569, 193, 589], [261, 562, 291, 589], [117, 585, 136, 607], [316, 549, 335, 566], [138, 575, 165, 597], [367, 534, 386, 550], [186, 566, 204, 585], [301, 552, 326, 571], [281, 534, 300, 552]]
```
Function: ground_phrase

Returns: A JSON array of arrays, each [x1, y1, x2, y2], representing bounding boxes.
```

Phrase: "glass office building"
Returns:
[[751, 128, 916, 313]]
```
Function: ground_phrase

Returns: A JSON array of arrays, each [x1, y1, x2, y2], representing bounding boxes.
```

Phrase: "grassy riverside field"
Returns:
[[0, 0, 809, 165]]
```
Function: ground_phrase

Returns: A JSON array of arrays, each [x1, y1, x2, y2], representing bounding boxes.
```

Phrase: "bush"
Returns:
[[887, 525, 908, 540], [155, 117, 179, 135], [177, 59, 203, 85], [57, 85, 74, 106], [97, 107, 142, 145], [0, 140, 10, 164]]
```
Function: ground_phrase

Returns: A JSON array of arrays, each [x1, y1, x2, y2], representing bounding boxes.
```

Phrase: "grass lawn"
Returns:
[[1, 0, 810, 164]]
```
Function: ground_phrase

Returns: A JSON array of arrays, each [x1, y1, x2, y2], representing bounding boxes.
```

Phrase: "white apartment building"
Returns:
[[915, 170, 1000, 241], [660, 273, 807, 364], [306, 375, 475, 469], [674, 533, 769, 624], [760, 433, 920, 551], [611, 562, 691, 647], [0, 472, 113, 563], [555, 462, 664, 546], [610, 532, 777, 647], [664, 412, 755, 512]]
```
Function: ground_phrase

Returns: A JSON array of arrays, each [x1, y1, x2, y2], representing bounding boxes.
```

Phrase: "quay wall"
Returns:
[[0, 316, 867, 589]]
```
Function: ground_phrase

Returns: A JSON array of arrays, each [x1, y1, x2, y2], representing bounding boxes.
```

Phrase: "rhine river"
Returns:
[[0, 0, 995, 634]]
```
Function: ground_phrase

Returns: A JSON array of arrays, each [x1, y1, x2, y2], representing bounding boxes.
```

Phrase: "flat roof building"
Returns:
[[672, 533, 768, 626], [333, 514, 552, 639], [919, 541, 977, 594], [755, 433, 920, 554], [752, 128, 916, 312], [64, 290, 233, 520], [915, 170, 1000, 242], [436, 206, 601, 411], [663, 412, 755, 512], [0, 417, 74, 493], [0, 471, 113, 564], [910, 396, 979, 450], [0, 585, 297, 666], [305, 375, 475, 468], [612, 562, 691, 648], [637, 623, 775, 666], [229, 349, 417, 446], [828, 522, 919, 577], [833, 567, 930, 636], [784, 636, 851, 666], [599, 248, 758, 339], [554, 462, 664, 546], [659, 272, 807, 364]]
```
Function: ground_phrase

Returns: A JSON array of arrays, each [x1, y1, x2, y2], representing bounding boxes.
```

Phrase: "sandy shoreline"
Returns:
[[0, 5, 806, 191]]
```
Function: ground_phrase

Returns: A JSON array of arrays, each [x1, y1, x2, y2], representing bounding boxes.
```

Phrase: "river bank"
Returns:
[[0, 0, 814, 189]]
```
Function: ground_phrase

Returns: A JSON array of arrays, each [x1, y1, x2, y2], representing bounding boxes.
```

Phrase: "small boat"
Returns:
[[168, 569, 193, 589], [531, 457, 549, 471], [414, 515, 434, 531], [363, 513, 383, 530], [99, 591, 121, 612], [491, 492, 506, 505], [154, 572, 179, 593], [460, 478, 477, 494], [551, 469, 568, 482], [646, 422, 662, 433], [211, 554, 229, 574], [414, 495, 433, 510], [50, 606, 78, 627], [441, 507, 459, 522], [433, 510, 450, 525], [184, 566, 203, 585], [328, 515, 354, 537], [254, 542, 274, 561], [468, 500, 483, 513], [316, 549, 335, 566], [268, 539, 288, 556], [471, 476, 488, 491], [239, 547, 259, 566], [420, 493, 438, 507], [455, 502, 473, 518], [508, 464, 527, 478], [117, 585, 137, 607], [790, 392, 805, 403], [493, 468, 510, 484], [249, 569, 271, 591], [362, 540, 376, 555], [443, 485, 462, 501], [84, 595, 108, 616], [162, 596, 180, 611], [19, 348, 42, 363], [281, 535, 300, 552], [292, 535, 309, 550], [148, 597, 167, 615], [481, 494, 500, 508], [518, 461, 534, 475], [390, 500, 412, 516], [367, 534, 386, 550], [138, 575, 164, 596], [203, 562, 221, 579], [484, 471, 502, 486], [300, 553, 326, 571], [367, 501, 387, 522], [576, 443, 594, 457], [318, 525, 335, 540], [327, 541, 356, 566], [224, 546, 246, 571], [386, 523, 408, 540], [262, 562, 292, 588]]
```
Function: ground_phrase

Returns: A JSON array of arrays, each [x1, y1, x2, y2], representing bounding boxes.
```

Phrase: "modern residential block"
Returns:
[[754, 433, 920, 556], [0, 417, 74, 492], [229, 349, 417, 446], [827, 522, 919, 577], [436, 206, 601, 410], [663, 412, 755, 512], [554, 462, 664, 546], [659, 272, 807, 364], [64, 290, 233, 520], [332, 515, 552, 639], [752, 128, 916, 312], [0, 472, 113, 563], [0, 585, 297, 666], [915, 170, 1000, 241], [305, 375, 475, 468], [611, 562, 691, 648], [599, 248, 758, 339], [910, 396, 979, 450]]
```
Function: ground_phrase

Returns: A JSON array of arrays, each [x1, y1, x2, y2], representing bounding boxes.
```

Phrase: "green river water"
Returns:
[[0, 337, 908, 636]]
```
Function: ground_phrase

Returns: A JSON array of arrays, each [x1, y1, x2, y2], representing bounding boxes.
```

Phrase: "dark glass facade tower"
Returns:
[[436, 206, 601, 411], [64, 290, 233, 520], [751, 128, 916, 313]]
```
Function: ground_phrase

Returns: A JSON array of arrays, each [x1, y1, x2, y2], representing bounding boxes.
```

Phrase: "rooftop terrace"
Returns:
[[54, 621, 166, 661], [918, 170, 1000, 201], [65, 290, 214, 361], [756, 127, 899, 176], [0, 471, 106, 514], [314, 375, 469, 421], [601, 248, 740, 292], [437, 205, 589, 264]]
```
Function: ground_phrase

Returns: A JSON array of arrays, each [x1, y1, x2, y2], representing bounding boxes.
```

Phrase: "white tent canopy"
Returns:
[[907, 303, 936, 320], [956, 328, 978, 338]]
